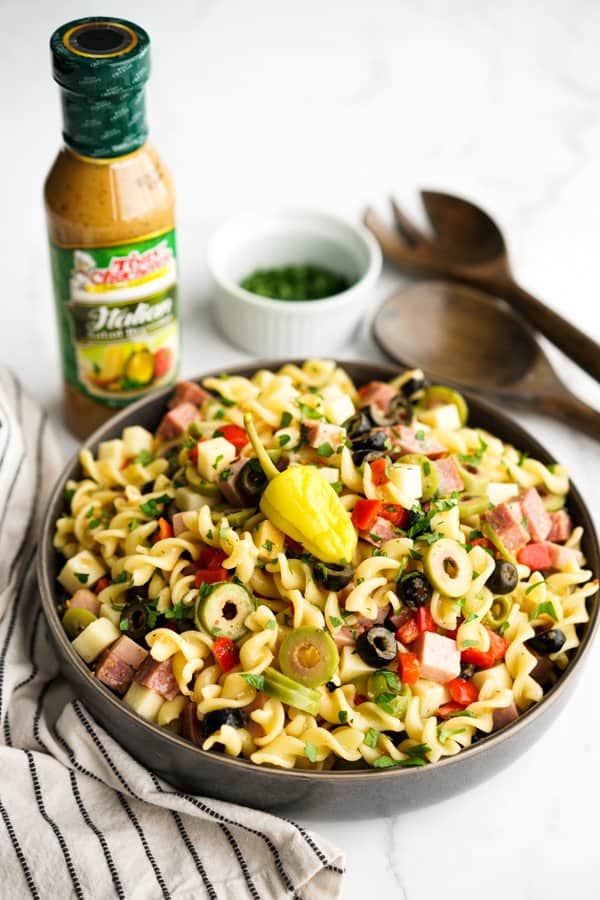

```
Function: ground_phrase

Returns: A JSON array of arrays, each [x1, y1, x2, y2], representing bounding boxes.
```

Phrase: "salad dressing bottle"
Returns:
[[45, 17, 179, 438]]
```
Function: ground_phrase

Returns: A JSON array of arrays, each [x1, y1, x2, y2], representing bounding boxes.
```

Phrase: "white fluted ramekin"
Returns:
[[207, 209, 382, 356]]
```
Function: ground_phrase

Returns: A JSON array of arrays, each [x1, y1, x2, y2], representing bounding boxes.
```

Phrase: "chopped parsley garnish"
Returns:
[[139, 494, 171, 518], [329, 616, 343, 628], [374, 692, 397, 713], [119, 618, 129, 631], [529, 600, 557, 621], [134, 449, 153, 465], [278, 434, 291, 447], [525, 580, 547, 595], [111, 572, 129, 585], [74, 572, 89, 584], [265, 619, 276, 630], [460, 639, 479, 649], [317, 442, 334, 458], [280, 411, 293, 429], [331, 481, 343, 495], [263, 539, 274, 552], [365, 727, 379, 749], [304, 741, 319, 762], [219, 467, 232, 482], [415, 430, 426, 442], [88, 518, 101, 529], [241, 673, 264, 690], [64, 488, 75, 504], [338, 711, 348, 724], [380, 670, 400, 691], [438, 726, 466, 743], [212, 454, 224, 470], [297, 402, 326, 421], [458, 436, 488, 467], [423, 461, 431, 476], [214, 408, 226, 420], [164, 602, 188, 620]]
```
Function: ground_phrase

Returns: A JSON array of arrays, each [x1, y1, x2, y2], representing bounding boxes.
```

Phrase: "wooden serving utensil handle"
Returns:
[[489, 280, 600, 383], [535, 392, 600, 442]]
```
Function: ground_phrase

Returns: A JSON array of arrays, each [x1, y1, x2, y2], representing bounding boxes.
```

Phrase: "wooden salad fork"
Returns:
[[364, 191, 600, 383]]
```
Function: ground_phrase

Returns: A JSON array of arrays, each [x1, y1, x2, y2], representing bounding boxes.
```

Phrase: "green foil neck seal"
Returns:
[[50, 17, 151, 158]]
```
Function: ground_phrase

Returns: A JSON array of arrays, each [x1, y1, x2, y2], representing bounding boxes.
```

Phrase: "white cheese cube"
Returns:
[[122, 426, 154, 459], [71, 617, 120, 662], [322, 393, 355, 426], [58, 550, 106, 595], [338, 645, 376, 681], [486, 482, 519, 505], [195, 437, 237, 483], [97, 439, 124, 462], [419, 403, 461, 430], [123, 682, 164, 722], [389, 463, 422, 502], [317, 466, 341, 485]]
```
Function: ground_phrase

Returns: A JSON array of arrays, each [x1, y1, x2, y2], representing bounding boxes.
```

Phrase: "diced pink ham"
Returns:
[[357, 604, 390, 628], [358, 381, 397, 415], [172, 511, 188, 537], [484, 501, 530, 554], [547, 509, 572, 543], [519, 488, 551, 542], [432, 457, 464, 495], [519, 540, 582, 571], [333, 626, 360, 649], [302, 421, 346, 451], [492, 700, 519, 731], [157, 402, 201, 441], [111, 635, 148, 670], [95, 650, 134, 695], [385, 426, 446, 460], [134, 657, 179, 700], [66, 589, 100, 616], [414, 631, 461, 684], [359, 516, 397, 545], [168, 380, 211, 410], [218, 458, 248, 506]]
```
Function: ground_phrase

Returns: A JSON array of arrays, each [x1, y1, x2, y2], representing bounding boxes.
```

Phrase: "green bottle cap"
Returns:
[[50, 17, 151, 158]]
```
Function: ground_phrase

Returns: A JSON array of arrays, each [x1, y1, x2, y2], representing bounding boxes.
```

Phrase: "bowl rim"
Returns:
[[206, 208, 383, 311], [37, 358, 600, 783]]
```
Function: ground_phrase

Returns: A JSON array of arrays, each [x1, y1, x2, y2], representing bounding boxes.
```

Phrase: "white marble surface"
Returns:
[[1, 1, 599, 897]]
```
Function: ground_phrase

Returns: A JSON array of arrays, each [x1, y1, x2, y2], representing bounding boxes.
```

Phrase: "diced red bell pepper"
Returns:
[[195, 567, 228, 587], [213, 636, 240, 672], [197, 546, 227, 569], [461, 627, 508, 669], [399, 652, 421, 685], [219, 424, 248, 452], [154, 517, 173, 543], [188, 443, 199, 463], [447, 677, 479, 706], [416, 607, 436, 633], [438, 701, 465, 718], [95, 577, 110, 594], [380, 504, 409, 528], [470, 536, 496, 552], [370, 458, 390, 486], [517, 542, 553, 570], [351, 499, 383, 531], [120, 456, 134, 470], [396, 616, 419, 645]]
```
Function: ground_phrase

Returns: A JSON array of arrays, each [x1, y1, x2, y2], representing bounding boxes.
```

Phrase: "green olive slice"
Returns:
[[195, 582, 255, 640], [459, 495, 491, 522], [420, 385, 468, 426], [62, 607, 97, 639], [278, 627, 339, 688], [262, 667, 321, 715], [423, 538, 472, 598], [484, 596, 512, 629]]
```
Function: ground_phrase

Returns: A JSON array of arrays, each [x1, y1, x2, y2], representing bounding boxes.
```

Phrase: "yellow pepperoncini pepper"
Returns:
[[244, 414, 357, 564]]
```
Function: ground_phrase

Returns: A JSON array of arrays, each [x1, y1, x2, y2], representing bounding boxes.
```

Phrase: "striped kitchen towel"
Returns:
[[0, 372, 344, 900]]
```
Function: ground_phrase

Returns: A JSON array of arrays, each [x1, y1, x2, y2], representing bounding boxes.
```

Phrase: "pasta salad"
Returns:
[[54, 360, 597, 770]]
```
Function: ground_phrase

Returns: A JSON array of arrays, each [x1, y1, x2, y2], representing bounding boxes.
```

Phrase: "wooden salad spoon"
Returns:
[[373, 280, 600, 441], [364, 191, 600, 382]]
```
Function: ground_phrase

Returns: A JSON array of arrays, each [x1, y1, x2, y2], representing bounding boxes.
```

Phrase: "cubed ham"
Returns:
[[66, 589, 100, 616], [519, 488, 551, 542], [134, 657, 179, 700], [484, 501, 530, 554], [547, 509, 572, 543], [218, 458, 248, 506], [385, 426, 446, 459], [333, 626, 360, 649], [360, 516, 397, 545], [302, 421, 346, 451], [358, 381, 397, 415], [168, 380, 211, 409], [492, 700, 519, 731], [111, 635, 148, 670], [415, 631, 461, 684], [172, 511, 188, 537], [432, 456, 464, 495], [156, 402, 201, 441], [357, 604, 390, 628], [95, 650, 135, 695]]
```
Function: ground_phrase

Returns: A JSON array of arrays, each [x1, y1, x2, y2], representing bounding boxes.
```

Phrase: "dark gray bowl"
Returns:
[[37, 360, 599, 818]]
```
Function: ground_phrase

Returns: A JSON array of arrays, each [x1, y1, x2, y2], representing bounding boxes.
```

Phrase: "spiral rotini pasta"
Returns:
[[54, 361, 596, 772]]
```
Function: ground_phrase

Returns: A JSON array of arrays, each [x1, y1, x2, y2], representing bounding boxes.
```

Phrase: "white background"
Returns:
[[1, 2, 599, 898]]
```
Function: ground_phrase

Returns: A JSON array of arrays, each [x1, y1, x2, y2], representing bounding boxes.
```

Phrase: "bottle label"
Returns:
[[50, 229, 179, 407]]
